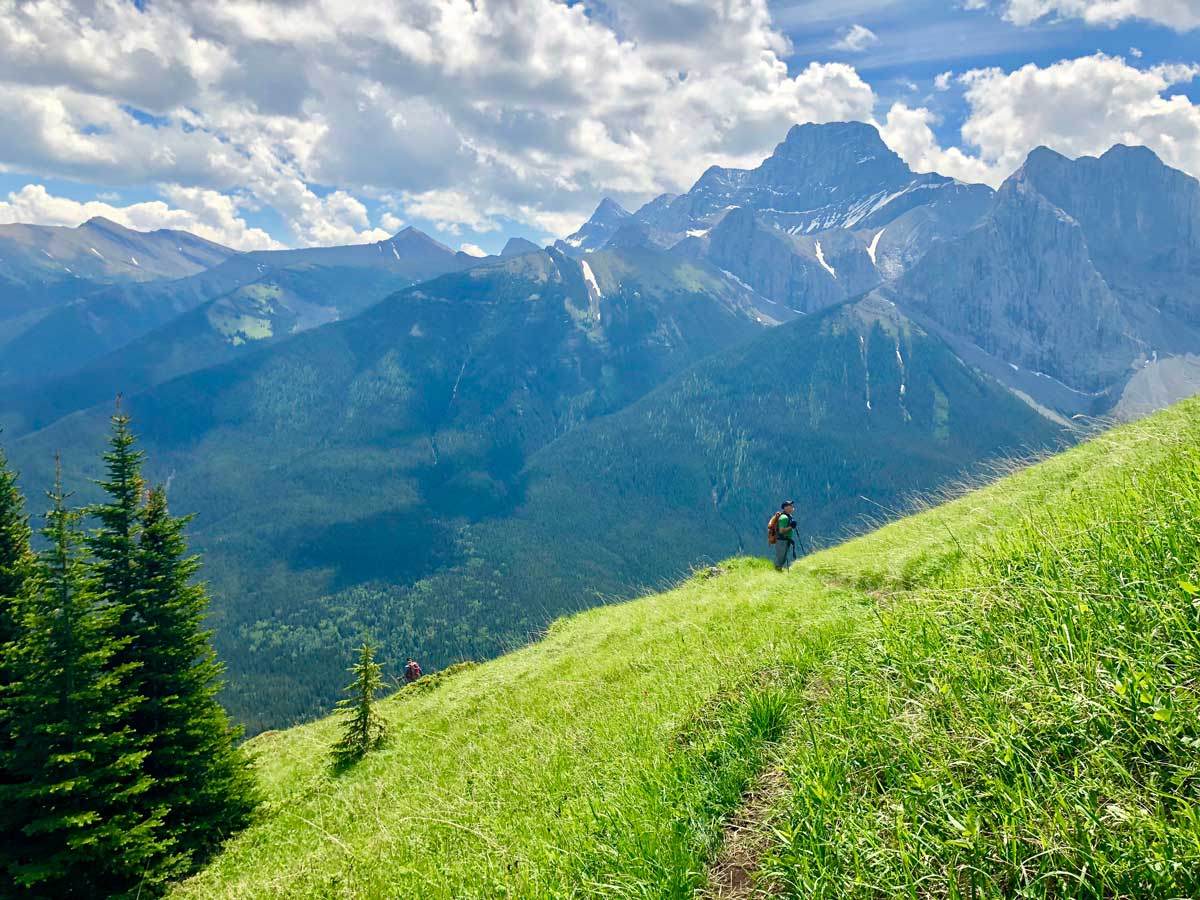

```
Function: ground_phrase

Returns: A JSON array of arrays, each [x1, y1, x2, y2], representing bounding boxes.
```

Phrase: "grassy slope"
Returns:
[[176, 398, 1199, 899]]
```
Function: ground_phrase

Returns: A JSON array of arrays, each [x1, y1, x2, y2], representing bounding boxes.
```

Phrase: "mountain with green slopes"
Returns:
[[170, 397, 1200, 899], [245, 292, 1060, 730], [9, 245, 789, 726], [0, 216, 234, 345], [11, 272, 1060, 730], [0, 255, 474, 437], [0, 226, 471, 385]]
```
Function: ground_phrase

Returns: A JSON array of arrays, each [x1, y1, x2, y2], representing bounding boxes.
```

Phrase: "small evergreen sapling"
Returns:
[[332, 641, 387, 764]]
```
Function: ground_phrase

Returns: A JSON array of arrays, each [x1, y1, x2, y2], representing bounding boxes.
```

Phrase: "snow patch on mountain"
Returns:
[[814, 241, 837, 279], [867, 228, 885, 266], [580, 259, 602, 299]]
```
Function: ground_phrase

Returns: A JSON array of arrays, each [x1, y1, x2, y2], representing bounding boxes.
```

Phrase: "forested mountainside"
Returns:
[[0, 216, 234, 347], [0, 225, 476, 399], [173, 398, 1200, 899], [11, 279, 1060, 730]]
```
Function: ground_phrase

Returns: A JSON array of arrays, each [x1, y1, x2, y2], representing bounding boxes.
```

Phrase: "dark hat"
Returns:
[[781, 499, 794, 509]]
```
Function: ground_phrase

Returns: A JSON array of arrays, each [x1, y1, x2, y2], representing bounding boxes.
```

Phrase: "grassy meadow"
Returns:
[[175, 398, 1200, 898]]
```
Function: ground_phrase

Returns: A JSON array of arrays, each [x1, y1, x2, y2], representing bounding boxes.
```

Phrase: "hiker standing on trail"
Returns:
[[404, 658, 422, 683], [768, 500, 799, 571]]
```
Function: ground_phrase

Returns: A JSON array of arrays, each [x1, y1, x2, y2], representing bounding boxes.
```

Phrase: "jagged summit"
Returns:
[[590, 197, 631, 224], [558, 198, 634, 253]]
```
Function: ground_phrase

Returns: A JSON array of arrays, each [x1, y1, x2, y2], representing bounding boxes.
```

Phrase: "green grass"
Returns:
[[760, 401, 1200, 897], [175, 563, 865, 899], [174, 398, 1200, 898]]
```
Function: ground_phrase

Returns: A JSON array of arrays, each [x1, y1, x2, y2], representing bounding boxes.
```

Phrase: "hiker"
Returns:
[[403, 658, 422, 683], [768, 500, 798, 571]]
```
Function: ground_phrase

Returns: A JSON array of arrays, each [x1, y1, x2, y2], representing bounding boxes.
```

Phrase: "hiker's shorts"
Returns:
[[774, 540, 791, 570]]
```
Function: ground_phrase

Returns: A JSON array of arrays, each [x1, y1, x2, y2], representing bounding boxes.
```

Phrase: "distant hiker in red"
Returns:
[[403, 658, 422, 683], [768, 500, 798, 571]]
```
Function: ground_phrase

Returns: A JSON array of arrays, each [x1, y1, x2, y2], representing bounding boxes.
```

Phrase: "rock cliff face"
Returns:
[[896, 173, 1137, 393], [1019, 145, 1200, 342], [893, 143, 1200, 406], [681, 208, 879, 315]]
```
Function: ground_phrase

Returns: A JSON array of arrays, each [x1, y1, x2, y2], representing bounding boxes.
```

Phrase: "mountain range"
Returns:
[[3, 120, 1198, 729], [0, 216, 234, 346]]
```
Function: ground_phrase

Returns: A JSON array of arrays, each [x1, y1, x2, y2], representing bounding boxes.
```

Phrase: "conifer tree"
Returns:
[[0, 442, 35, 714], [0, 441, 34, 655], [2, 461, 168, 897], [132, 486, 258, 865], [0, 442, 36, 896], [87, 408, 146, 647], [332, 640, 387, 764]]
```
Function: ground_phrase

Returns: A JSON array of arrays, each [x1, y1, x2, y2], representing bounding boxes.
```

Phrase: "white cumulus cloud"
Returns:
[[1002, 0, 1200, 30], [878, 53, 1200, 188], [0, 0, 879, 244]]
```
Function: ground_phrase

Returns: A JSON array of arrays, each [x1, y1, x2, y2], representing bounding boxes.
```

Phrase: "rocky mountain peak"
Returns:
[[590, 198, 632, 226], [1099, 143, 1165, 166], [761, 121, 914, 187], [501, 237, 541, 257], [773, 120, 893, 159], [80, 215, 132, 233], [390, 225, 455, 255], [558, 199, 634, 253]]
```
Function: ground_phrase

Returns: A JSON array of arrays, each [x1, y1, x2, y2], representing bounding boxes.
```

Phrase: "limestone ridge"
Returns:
[[888, 142, 1200, 414], [559, 121, 994, 325], [560, 120, 1200, 417], [561, 121, 991, 252]]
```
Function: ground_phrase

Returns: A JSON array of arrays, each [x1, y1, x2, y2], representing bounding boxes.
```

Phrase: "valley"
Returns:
[[4, 121, 1199, 731]]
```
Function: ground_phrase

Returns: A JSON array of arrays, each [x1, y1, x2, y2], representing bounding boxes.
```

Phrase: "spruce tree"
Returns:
[[0, 441, 34, 654], [332, 640, 387, 764], [2, 461, 167, 897], [87, 409, 146, 648], [132, 486, 257, 865], [0, 442, 36, 896]]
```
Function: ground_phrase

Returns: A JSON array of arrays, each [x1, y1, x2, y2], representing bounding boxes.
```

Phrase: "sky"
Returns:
[[0, 0, 1197, 254]]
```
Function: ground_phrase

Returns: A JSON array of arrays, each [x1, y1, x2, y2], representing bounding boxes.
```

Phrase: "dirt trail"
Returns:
[[700, 765, 789, 899]]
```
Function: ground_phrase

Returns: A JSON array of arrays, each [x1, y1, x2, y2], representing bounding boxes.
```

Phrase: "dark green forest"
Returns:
[[196, 296, 1066, 732]]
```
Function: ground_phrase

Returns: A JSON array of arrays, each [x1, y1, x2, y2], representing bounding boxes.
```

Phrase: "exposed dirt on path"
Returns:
[[700, 764, 790, 899]]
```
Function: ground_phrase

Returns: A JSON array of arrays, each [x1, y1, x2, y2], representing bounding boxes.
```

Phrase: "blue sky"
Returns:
[[0, 0, 1197, 254]]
